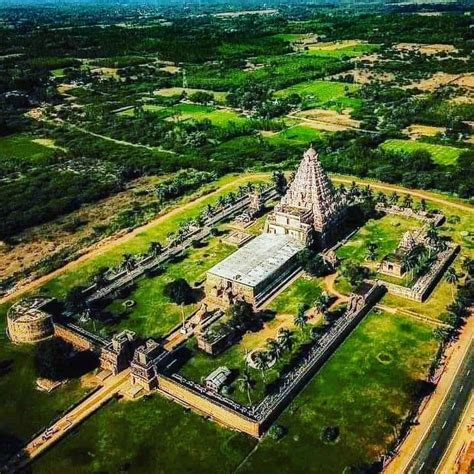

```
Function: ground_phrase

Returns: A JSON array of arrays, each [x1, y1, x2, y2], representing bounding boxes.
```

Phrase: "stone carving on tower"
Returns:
[[264, 146, 346, 248]]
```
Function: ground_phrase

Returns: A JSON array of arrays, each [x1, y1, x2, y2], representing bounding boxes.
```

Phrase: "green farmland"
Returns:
[[380, 139, 467, 166], [0, 134, 58, 163]]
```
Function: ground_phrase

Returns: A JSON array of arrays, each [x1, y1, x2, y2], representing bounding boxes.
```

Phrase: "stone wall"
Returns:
[[158, 374, 261, 437], [54, 324, 93, 351], [379, 245, 459, 302]]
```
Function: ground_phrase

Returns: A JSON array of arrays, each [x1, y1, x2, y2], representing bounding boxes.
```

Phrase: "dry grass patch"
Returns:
[[293, 108, 360, 131], [403, 124, 446, 139], [394, 43, 457, 55]]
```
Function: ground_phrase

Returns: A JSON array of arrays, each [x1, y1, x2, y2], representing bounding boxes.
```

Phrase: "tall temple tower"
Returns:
[[265, 146, 346, 248]]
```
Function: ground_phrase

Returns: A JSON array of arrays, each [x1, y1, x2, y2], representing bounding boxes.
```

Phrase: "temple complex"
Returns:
[[264, 146, 346, 248], [205, 146, 346, 308]]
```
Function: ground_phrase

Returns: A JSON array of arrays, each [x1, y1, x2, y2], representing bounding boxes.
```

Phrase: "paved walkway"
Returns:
[[5, 369, 130, 472], [384, 316, 474, 474]]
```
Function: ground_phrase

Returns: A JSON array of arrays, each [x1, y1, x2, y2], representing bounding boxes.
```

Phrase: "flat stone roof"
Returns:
[[207, 233, 304, 288]]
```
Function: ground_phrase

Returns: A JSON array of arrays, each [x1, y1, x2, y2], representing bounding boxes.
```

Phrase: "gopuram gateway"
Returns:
[[205, 146, 347, 308]]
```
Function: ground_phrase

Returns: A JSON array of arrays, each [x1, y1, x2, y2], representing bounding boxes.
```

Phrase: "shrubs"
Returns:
[[321, 426, 340, 443], [34, 338, 74, 381], [267, 424, 286, 440]]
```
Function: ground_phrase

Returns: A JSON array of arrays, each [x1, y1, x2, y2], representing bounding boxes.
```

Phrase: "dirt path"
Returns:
[[2, 176, 471, 306], [0, 173, 267, 305], [324, 273, 349, 305]]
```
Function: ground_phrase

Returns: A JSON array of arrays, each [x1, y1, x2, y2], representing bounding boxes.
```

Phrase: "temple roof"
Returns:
[[279, 146, 341, 229]]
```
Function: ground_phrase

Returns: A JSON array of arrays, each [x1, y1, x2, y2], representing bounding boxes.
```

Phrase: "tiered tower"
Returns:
[[265, 146, 346, 248]]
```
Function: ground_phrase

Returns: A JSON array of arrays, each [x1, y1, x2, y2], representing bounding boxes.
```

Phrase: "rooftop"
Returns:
[[207, 234, 304, 288]]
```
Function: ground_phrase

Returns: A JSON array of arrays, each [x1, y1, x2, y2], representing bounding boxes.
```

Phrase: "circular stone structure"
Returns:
[[7, 297, 55, 344]]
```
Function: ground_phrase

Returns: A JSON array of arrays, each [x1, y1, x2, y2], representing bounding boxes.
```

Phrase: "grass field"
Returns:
[[266, 125, 323, 146], [169, 104, 247, 127], [240, 310, 438, 474], [268, 276, 324, 314], [306, 43, 379, 58], [154, 87, 227, 103], [336, 214, 420, 264], [0, 308, 88, 465], [275, 80, 359, 110], [105, 235, 235, 337], [380, 139, 467, 166], [33, 310, 438, 474], [34, 394, 257, 474], [0, 134, 57, 162]]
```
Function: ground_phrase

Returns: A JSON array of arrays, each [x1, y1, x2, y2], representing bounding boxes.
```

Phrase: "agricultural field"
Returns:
[[170, 104, 247, 127], [380, 139, 467, 166], [154, 87, 227, 103], [305, 41, 379, 58], [0, 134, 58, 163], [275, 80, 360, 110], [265, 125, 324, 145]]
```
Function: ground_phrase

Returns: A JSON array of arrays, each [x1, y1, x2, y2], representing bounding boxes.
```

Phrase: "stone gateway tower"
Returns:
[[265, 146, 346, 248]]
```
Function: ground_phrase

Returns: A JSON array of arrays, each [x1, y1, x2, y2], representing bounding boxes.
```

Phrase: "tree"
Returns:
[[164, 278, 194, 305], [227, 300, 255, 330], [122, 253, 136, 273], [445, 267, 459, 301], [366, 242, 378, 261], [34, 338, 74, 381], [402, 194, 413, 209], [254, 351, 270, 382], [376, 191, 387, 205], [272, 171, 287, 195], [266, 338, 282, 361], [314, 293, 330, 316], [389, 191, 399, 205], [277, 328, 294, 352], [294, 304, 307, 331], [298, 249, 329, 277], [148, 241, 162, 257], [238, 370, 254, 405], [417, 198, 427, 212]]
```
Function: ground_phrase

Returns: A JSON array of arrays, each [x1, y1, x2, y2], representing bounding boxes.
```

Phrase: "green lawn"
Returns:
[[33, 394, 256, 474], [380, 139, 466, 166], [306, 43, 379, 58], [240, 311, 438, 474], [275, 80, 359, 109], [181, 322, 316, 406], [0, 134, 57, 162], [266, 125, 323, 146], [336, 214, 420, 264], [273, 33, 309, 42], [117, 104, 171, 118], [105, 235, 235, 338], [0, 306, 88, 465], [268, 276, 324, 314], [171, 104, 247, 127]]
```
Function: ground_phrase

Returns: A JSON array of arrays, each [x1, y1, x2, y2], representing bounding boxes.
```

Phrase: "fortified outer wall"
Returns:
[[157, 375, 260, 437], [379, 245, 459, 302], [54, 324, 93, 351]]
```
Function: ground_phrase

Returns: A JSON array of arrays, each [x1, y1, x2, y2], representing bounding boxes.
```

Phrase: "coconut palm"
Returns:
[[122, 254, 136, 273], [366, 242, 378, 261], [402, 194, 413, 209], [148, 241, 162, 258], [294, 305, 307, 331], [237, 370, 254, 405], [445, 267, 459, 301], [389, 191, 399, 205], [277, 328, 294, 352], [266, 338, 282, 361], [313, 295, 329, 316], [253, 351, 270, 382], [417, 198, 427, 212]]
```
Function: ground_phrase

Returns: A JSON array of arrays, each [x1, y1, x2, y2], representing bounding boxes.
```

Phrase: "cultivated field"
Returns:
[[380, 139, 466, 166]]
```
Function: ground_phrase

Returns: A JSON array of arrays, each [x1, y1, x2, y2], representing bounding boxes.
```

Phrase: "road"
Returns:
[[5, 369, 130, 472], [405, 340, 473, 474]]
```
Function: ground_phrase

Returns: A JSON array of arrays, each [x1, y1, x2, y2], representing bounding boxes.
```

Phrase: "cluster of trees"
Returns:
[[155, 169, 216, 202]]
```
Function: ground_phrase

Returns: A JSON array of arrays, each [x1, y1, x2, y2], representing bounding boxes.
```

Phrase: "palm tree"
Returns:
[[217, 195, 226, 208], [313, 294, 329, 316], [122, 254, 136, 273], [149, 241, 162, 257], [445, 267, 459, 301], [253, 351, 270, 382], [366, 242, 378, 261], [402, 194, 413, 209], [376, 191, 387, 205], [294, 305, 307, 331], [277, 328, 294, 352], [417, 198, 427, 212], [389, 191, 399, 205], [94, 267, 109, 288], [266, 338, 282, 361], [205, 203, 214, 217], [237, 370, 254, 405]]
